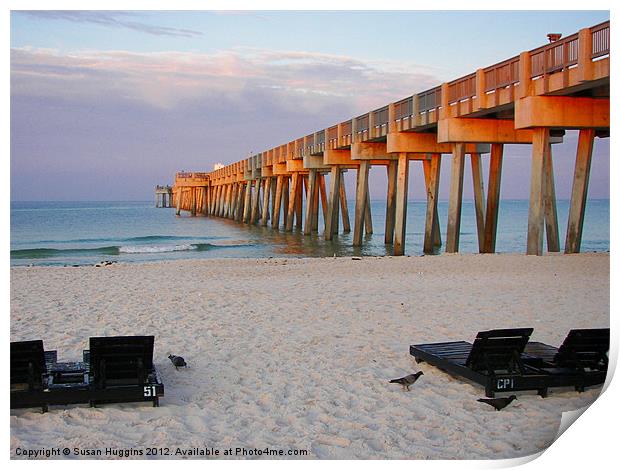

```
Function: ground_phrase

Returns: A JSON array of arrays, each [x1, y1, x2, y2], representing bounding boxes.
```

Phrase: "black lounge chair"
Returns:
[[411, 328, 545, 397], [10, 336, 164, 412], [11, 340, 51, 412], [410, 328, 609, 398], [523, 328, 609, 392], [87, 335, 164, 407]]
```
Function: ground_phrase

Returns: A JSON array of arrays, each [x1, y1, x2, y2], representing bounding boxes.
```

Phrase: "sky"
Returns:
[[10, 9, 611, 201]]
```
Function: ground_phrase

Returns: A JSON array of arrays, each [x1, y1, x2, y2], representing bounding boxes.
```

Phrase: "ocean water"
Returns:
[[10, 200, 609, 266]]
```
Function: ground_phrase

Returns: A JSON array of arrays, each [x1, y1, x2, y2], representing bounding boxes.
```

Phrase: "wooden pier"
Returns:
[[169, 21, 610, 256]]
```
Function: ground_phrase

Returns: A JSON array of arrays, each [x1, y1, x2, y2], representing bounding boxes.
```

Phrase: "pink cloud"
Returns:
[[11, 46, 441, 113]]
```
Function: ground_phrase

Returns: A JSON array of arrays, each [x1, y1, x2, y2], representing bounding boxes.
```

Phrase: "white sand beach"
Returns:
[[10, 253, 609, 459]]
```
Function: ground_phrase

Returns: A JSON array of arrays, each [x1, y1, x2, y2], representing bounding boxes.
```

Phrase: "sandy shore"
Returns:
[[10, 253, 609, 459]]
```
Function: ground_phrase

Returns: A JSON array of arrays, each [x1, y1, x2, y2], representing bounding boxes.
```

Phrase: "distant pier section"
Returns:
[[155, 185, 173, 208]]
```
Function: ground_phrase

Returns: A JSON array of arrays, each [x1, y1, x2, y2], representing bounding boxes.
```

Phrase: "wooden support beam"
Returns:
[[216, 186, 222, 216], [226, 186, 231, 218], [351, 142, 395, 160], [236, 184, 245, 222], [214, 186, 220, 217], [263, 180, 270, 221], [191, 187, 197, 216], [206, 186, 210, 215], [216, 185, 223, 217], [225, 185, 233, 218], [393, 153, 409, 256], [438, 118, 533, 144], [318, 173, 328, 229], [251, 179, 261, 224], [339, 177, 351, 233], [220, 186, 227, 218], [353, 160, 370, 246], [272, 175, 283, 229], [470, 153, 486, 252], [270, 177, 277, 222], [261, 177, 272, 226], [175, 188, 182, 216], [304, 170, 317, 235], [209, 186, 216, 215], [565, 129, 595, 254], [243, 182, 252, 223], [281, 177, 289, 228], [543, 141, 560, 252], [482, 144, 504, 253], [325, 166, 341, 240], [286, 159, 305, 172], [526, 128, 549, 255], [388, 132, 453, 154], [323, 148, 356, 165], [295, 176, 303, 229], [206, 187, 211, 215], [515, 96, 610, 130], [446, 143, 465, 253], [422, 156, 442, 249], [364, 188, 373, 235], [286, 173, 299, 232], [224, 185, 231, 218], [387, 132, 489, 154], [312, 173, 320, 231], [333, 173, 340, 235], [385, 160, 397, 244], [423, 154, 442, 254]]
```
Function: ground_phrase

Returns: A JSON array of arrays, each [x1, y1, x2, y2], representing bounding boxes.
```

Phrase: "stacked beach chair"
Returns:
[[410, 328, 609, 398], [10, 336, 164, 412]]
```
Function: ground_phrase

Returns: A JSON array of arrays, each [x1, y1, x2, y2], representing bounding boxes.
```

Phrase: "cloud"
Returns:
[[10, 45, 446, 200], [11, 46, 441, 113], [17, 11, 203, 38]]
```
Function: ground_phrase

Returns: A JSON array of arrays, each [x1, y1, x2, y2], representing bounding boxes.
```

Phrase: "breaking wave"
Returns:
[[11, 242, 248, 259]]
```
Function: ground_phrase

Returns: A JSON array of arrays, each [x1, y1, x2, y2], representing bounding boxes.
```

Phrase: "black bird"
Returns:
[[477, 395, 517, 411], [389, 371, 424, 391], [168, 354, 187, 370]]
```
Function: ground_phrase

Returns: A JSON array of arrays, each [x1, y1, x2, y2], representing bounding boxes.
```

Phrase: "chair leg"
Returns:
[[538, 388, 548, 398], [153, 397, 159, 407], [42, 404, 48, 413]]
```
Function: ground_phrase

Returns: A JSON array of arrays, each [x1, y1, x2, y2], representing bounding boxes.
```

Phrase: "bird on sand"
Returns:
[[168, 354, 187, 370], [389, 371, 424, 391], [477, 395, 517, 411]]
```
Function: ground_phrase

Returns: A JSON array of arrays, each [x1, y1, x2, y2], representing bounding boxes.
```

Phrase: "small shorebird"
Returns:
[[389, 371, 424, 391], [477, 395, 517, 411], [168, 354, 187, 370]]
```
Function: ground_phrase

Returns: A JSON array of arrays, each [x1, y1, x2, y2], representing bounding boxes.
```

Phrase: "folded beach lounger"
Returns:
[[11, 340, 88, 411], [11, 340, 53, 412], [522, 328, 609, 392], [87, 335, 164, 407], [11, 336, 164, 411], [410, 328, 558, 398]]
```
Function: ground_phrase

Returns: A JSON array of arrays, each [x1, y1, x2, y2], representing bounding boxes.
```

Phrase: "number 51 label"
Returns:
[[143, 385, 157, 397]]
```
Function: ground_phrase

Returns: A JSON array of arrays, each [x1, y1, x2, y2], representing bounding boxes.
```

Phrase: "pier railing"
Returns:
[[591, 21, 610, 58], [484, 56, 520, 91]]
